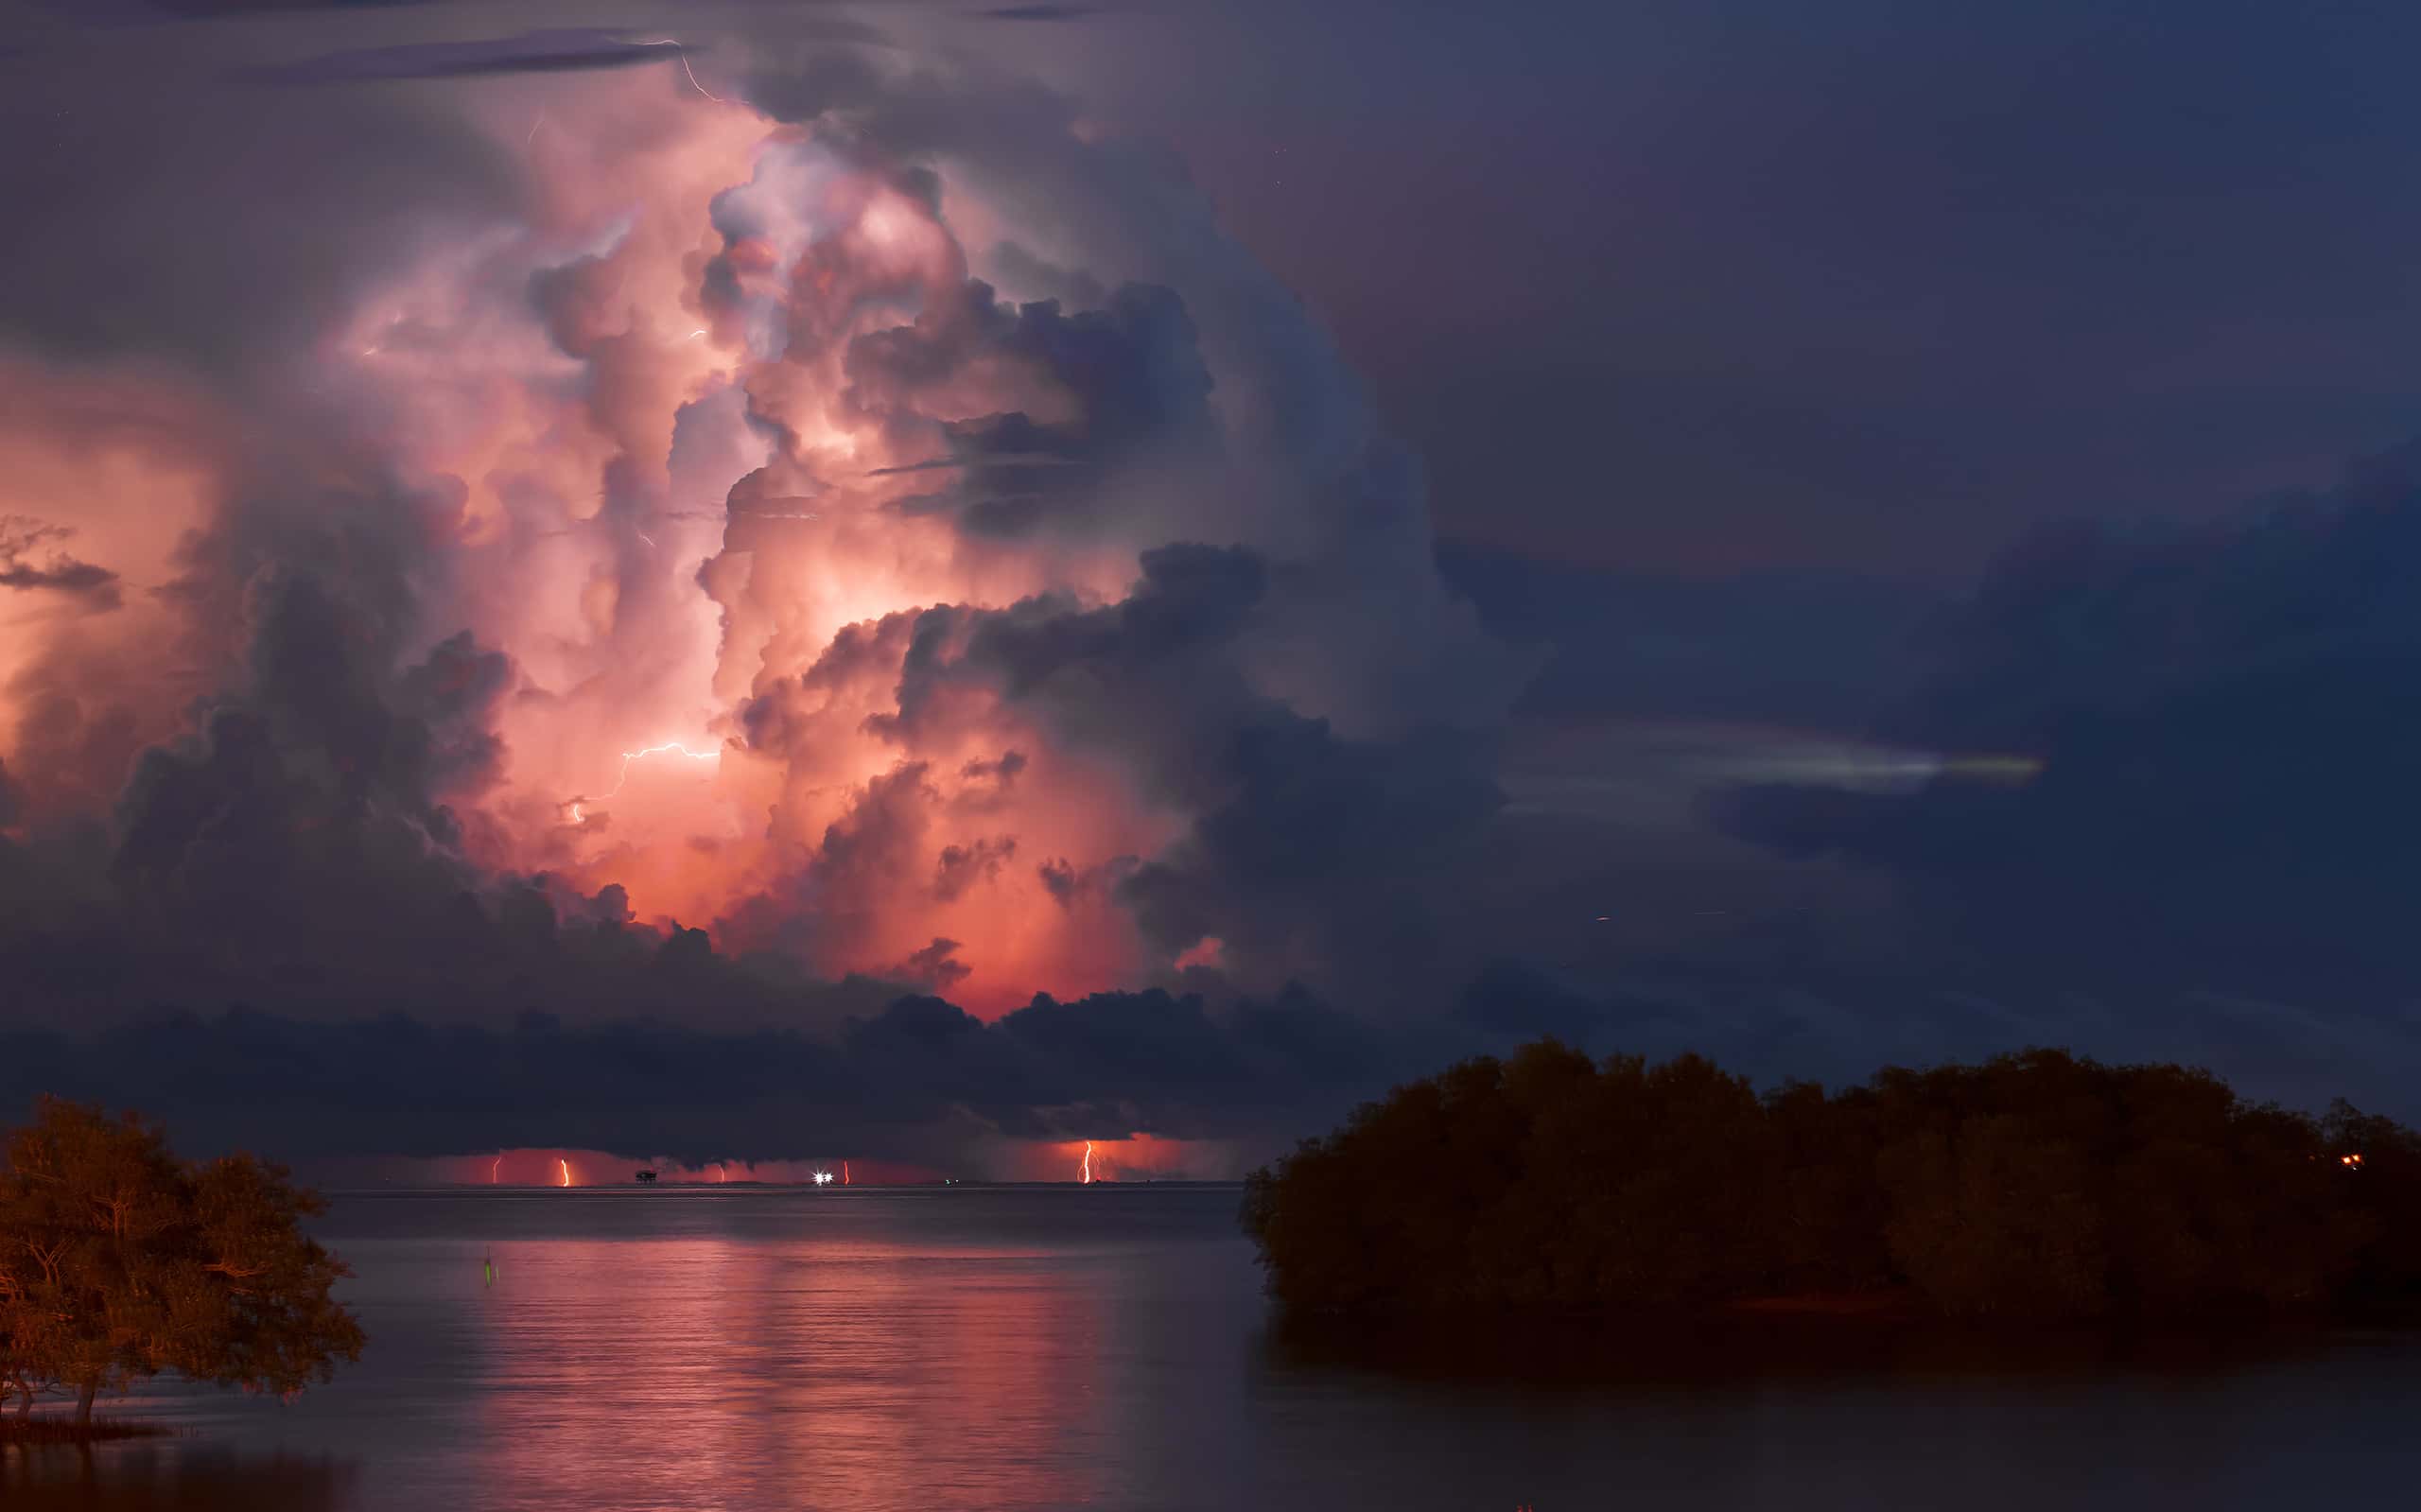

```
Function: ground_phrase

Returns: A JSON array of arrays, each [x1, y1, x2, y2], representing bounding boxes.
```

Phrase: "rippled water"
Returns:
[[6, 1186, 2420, 1510]]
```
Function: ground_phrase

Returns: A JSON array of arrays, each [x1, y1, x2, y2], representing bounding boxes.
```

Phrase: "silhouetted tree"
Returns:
[[0, 1099, 364, 1426], [1242, 1043, 2421, 1323]]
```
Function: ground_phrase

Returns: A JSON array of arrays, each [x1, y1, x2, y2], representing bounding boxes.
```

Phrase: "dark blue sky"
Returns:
[[1122, 0, 2421, 577]]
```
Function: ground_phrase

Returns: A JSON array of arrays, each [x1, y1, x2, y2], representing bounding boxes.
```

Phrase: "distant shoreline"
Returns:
[[322, 1179, 1249, 1194]]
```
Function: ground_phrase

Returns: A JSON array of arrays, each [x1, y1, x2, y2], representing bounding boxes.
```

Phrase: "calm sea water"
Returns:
[[5, 1186, 2419, 1510]]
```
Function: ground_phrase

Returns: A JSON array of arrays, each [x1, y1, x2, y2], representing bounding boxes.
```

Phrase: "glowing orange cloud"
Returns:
[[0, 361, 230, 822], [2, 56, 1434, 1026]]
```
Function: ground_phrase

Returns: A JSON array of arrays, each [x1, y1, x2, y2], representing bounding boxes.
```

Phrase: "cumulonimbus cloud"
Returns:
[[0, 23, 1527, 1163]]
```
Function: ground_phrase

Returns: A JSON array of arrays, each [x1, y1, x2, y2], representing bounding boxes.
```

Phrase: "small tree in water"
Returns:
[[0, 1098, 365, 1426]]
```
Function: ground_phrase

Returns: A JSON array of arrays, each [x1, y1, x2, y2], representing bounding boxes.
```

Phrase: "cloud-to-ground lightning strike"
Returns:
[[492, 1153, 502, 1185], [559, 1157, 571, 1188], [1082, 1140, 1093, 1184]]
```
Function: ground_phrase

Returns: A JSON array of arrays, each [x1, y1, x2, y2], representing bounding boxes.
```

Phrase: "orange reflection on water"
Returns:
[[466, 1205, 1108, 1510]]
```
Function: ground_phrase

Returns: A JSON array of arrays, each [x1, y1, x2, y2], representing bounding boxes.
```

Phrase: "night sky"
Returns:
[[7, 0, 2421, 1176]]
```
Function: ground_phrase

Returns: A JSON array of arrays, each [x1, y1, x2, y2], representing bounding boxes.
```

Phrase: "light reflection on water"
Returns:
[[6, 1186, 2421, 1510]]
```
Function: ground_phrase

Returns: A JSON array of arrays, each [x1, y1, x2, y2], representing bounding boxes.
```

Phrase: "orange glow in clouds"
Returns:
[[565, 739, 723, 825], [1043, 1135, 1223, 1183], [0, 69, 1297, 1019], [410, 92, 1174, 1010]]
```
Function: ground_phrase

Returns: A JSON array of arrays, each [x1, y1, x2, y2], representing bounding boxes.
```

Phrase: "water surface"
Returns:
[[5, 1186, 2417, 1509]]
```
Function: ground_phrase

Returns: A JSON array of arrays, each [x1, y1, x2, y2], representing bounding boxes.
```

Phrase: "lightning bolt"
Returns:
[[566, 741, 721, 825], [491, 1154, 502, 1185], [1082, 1140, 1093, 1185], [844, 1161, 850, 1186], [632, 39, 723, 102], [602, 741, 720, 798], [559, 1157, 572, 1189]]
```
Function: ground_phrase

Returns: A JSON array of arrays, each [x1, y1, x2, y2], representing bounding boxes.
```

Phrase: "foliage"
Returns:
[[0, 1099, 365, 1423], [1241, 1044, 2421, 1322]]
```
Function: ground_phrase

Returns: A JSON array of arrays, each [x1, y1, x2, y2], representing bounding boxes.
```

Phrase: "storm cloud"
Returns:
[[10, 1, 2421, 1175], [1709, 445, 2421, 1003], [237, 30, 714, 86], [0, 984, 1425, 1173]]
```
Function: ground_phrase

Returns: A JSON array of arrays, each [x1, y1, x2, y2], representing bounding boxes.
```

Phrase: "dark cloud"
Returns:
[[844, 543, 1504, 996], [845, 281, 1218, 540], [1035, 854, 1133, 909], [1443, 955, 2421, 1129], [1454, 957, 1607, 1046], [933, 836, 1017, 900], [131, 1, 445, 15], [976, 5, 1115, 20], [894, 936, 973, 990], [0, 559, 118, 599], [1436, 540, 1938, 727], [10, 942, 2411, 1170], [0, 982, 1420, 1166], [0, 518, 122, 610], [28, 0, 441, 22], [0, 37, 516, 374], [947, 751, 1029, 817], [1036, 856, 1081, 904], [1707, 444, 2421, 1000], [1115, 717, 1500, 987], [236, 30, 700, 86]]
